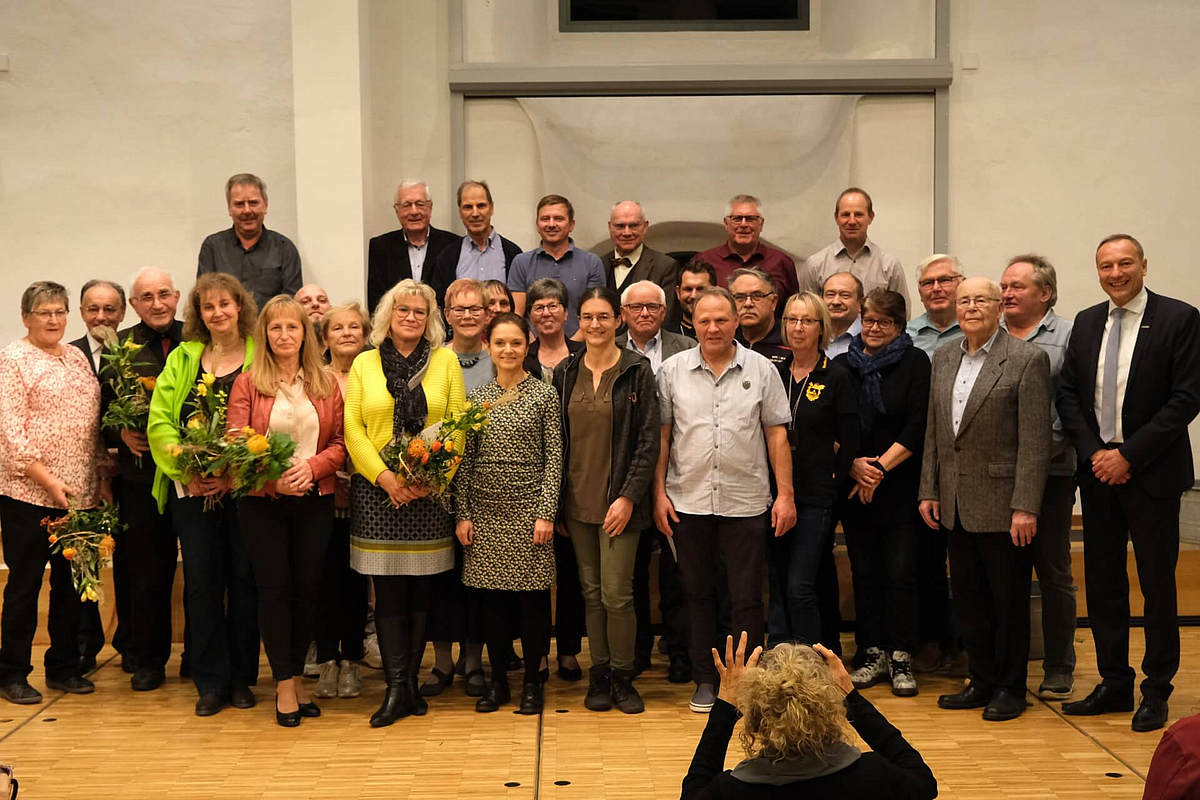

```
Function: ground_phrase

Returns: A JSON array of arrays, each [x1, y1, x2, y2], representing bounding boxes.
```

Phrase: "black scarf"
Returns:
[[380, 337, 431, 438], [844, 331, 913, 435]]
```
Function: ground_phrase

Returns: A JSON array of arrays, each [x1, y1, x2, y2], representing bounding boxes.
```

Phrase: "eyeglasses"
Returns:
[[394, 200, 431, 211], [726, 215, 762, 225], [530, 302, 563, 315], [134, 290, 176, 305], [83, 305, 123, 316], [610, 222, 645, 231], [393, 305, 429, 319], [447, 305, 485, 317], [782, 316, 821, 328], [622, 302, 664, 314], [732, 292, 774, 304], [580, 313, 615, 324], [30, 309, 68, 320], [861, 318, 895, 331], [918, 276, 962, 289], [956, 296, 999, 309]]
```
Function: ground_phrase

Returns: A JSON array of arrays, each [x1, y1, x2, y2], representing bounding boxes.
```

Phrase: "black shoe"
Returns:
[[195, 692, 227, 717], [298, 701, 321, 718], [78, 654, 97, 675], [229, 686, 256, 709], [517, 681, 543, 715], [1062, 684, 1134, 716], [419, 667, 454, 697], [557, 655, 583, 682], [585, 666, 613, 711], [1131, 697, 1168, 733], [633, 651, 652, 677], [611, 669, 644, 714], [0, 681, 43, 705], [46, 675, 95, 694], [982, 689, 1027, 721], [369, 685, 412, 727], [179, 652, 191, 679], [476, 679, 511, 713], [409, 676, 428, 717], [937, 684, 993, 710], [463, 668, 486, 698], [506, 645, 523, 672], [667, 655, 692, 684], [121, 652, 137, 674], [275, 695, 301, 728], [131, 668, 166, 692]]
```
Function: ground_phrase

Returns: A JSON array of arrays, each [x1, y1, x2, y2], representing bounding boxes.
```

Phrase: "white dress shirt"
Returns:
[[405, 231, 430, 283], [613, 243, 643, 289], [952, 328, 1000, 436], [1093, 286, 1148, 444]]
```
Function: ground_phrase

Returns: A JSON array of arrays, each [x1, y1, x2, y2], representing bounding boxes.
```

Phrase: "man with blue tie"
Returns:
[[1057, 234, 1200, 732]]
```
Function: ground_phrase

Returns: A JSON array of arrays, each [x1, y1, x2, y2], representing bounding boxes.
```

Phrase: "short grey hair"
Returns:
[[620, 280, 666, 305], [225, 173, 267, 204], [526, 277, 569, 310], [129, 266, 176, 294], [394, 179, 430, 203], [915, 254, 963, 282], [610, 200, 645, 216], [724, 194, 763, 218], [22, 281, 69, 315], [1005, 253, 1058, 308], [80, 279, 127, 308], [728, 267, 774, 293]]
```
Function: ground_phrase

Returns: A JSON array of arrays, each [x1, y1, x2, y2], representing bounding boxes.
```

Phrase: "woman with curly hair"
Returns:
[[681, 632, 937, 798]]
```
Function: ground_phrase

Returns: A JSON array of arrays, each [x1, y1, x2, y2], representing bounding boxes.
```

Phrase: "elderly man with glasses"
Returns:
[[730, 268, 790, 368], [367, 179, 461, 313], [694, 194, 798, 303], [907, 254, 966, 358]]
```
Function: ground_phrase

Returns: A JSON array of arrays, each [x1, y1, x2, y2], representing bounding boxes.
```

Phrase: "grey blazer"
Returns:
[[616, 330, 697, 363], [919, 330, 1052, 533]]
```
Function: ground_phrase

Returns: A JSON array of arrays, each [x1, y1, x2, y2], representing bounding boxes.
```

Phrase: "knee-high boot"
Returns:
[[408, 610, 429, 716], [369, 615, 412, 728]]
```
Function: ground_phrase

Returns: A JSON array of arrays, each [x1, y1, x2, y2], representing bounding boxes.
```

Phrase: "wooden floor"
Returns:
[[0, 629, 1195, 799]]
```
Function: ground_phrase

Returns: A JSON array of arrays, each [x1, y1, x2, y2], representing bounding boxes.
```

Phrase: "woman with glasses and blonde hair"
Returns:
[[681, 632, 936, 798], [345, 280, 465, 727], [833, 289, 930, 699], [767, 292, 859, 650], [227, 295, 346, 726]]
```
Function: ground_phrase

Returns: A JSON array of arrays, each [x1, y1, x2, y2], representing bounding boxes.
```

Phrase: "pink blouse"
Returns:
[[0, 338, 110, 508]]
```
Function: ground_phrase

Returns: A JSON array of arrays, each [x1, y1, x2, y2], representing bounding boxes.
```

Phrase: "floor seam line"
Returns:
[[533, 704, 544, 800], [0, 653, 115, 745], [1029, 689, 1148, 781]]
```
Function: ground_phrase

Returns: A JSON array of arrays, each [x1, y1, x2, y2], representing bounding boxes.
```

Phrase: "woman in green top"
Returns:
[[147, 272, 260, 718]]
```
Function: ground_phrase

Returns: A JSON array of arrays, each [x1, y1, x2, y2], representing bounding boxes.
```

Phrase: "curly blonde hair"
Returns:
[[737, 644, 852, 763]]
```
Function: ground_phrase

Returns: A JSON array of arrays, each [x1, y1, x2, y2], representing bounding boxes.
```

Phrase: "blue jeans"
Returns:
[[170, 488, 260, 695], [767, 505, 831, 647]]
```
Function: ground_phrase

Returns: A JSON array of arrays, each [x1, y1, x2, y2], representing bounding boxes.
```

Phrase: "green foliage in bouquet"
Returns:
[[43, 501, 124, 603], [379, 400, 490, 495]]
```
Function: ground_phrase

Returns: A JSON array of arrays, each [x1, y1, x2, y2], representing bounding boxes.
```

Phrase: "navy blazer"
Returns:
[[427, 232, 523, 305], [1057, 289, 1200, 497], [366, 225, 461, 313]]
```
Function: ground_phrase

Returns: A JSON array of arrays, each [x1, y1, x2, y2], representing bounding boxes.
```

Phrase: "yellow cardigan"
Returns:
[[344, 345, 466, 484]]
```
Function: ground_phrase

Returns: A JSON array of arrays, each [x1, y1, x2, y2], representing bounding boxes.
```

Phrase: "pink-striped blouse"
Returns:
[[0, 338, 110, 508]]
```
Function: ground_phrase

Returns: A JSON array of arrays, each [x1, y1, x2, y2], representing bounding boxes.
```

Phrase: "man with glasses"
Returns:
[[908, 255, 966, 358], [800, 187, 910, 312], [668, 259, 717, 339], [695, 194, 798, 303], [427, 180, 523, 307], [822, 272, 864, 358], [919, 277, 1051, 722], [730, 268, 789, 367], [605, 201, 680, 327], [367, 179, 460, 312], [198, 173, 302, 310]]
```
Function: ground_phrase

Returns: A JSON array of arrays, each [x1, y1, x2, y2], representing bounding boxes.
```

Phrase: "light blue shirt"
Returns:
[[507, 241, 606, 337], [951, 328, 1000, 436], [455, 229, 507, 284], [1002, 308, 1075, 473], [908, 311, 964, 359], [657, 342, 790, 518], [626, 332, 663, 374], [825, 317, 862, 359]]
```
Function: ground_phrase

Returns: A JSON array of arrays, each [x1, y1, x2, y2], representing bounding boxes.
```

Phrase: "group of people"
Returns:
[[0, 174, 1195, 750]]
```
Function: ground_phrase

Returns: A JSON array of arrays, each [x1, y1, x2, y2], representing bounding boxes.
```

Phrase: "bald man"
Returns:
[[606, 201, 680, 326], [295, 284, 331, 323]]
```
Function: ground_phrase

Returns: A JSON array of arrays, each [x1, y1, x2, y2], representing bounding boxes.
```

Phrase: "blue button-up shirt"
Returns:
[[1002, 308, 1075, 473], [658, 342, 791, 517], [907, 311, 964, 359], [507, 241, 606, 337], [825, 316, 862, 359], [455, 229, 508, 284]]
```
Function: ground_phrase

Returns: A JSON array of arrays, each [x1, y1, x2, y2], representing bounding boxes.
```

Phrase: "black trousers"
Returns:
[[425, 540, 483, 647], [1080, 480, 1180, 700], [122, 478, 180, 671], [916, 523, 952, 649], [553, 533, 584, 656], [481, 587, 550, 684], [633, 528, 688, 659], [948, 520, 1032, 693], [315, 516, 370, 663], [1033, 475, 1078, 674], [841, 503, 919, 655], [816, 522, 843, 656], [238, 494, 334, 682], [0, 497, 81, 683], [675, 512, 768, 685], [78, 477, 131, 659]]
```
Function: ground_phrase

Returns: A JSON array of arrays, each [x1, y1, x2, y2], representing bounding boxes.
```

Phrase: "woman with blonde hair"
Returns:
[[147, 272, 259, 716], [682, 633, 937, 798], [344, 280, 465, 727], [227, 296, 346, 726]]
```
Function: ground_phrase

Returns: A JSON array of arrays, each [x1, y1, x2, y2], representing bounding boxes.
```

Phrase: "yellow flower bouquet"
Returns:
[[379, 400, 490, 496], [98, 330, 157, 464], [42, 500, 123, 602], [217, 426, 297, 497], [168, 372, 232, 510]]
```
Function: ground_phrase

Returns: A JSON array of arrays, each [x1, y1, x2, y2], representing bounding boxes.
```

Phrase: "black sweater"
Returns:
[[681, 692, 937, 799]]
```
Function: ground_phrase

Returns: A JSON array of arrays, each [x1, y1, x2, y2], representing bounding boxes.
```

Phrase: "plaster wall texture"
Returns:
[[0, 0, 297, 345]]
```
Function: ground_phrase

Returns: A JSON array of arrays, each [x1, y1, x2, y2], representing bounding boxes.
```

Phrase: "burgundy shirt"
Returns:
[[696, 242, 800, 300]]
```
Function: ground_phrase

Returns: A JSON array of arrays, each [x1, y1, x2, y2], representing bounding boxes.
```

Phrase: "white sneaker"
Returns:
[[302, 642, 320, 678], [337, 660, 362, 698], [850, 647, 888, 690], [362, 633, 382, 670], [889, 651, 918, 697], [313, 660, 339, 698], [689, 683, 716, 713]]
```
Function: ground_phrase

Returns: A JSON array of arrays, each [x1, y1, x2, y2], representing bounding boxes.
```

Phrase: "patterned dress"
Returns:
[[458, 376, 562, 590]]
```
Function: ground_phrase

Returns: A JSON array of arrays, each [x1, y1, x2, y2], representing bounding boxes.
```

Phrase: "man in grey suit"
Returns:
[[607, 201, 681, 327], [618, 280, 696, 684], [919, 277, 1051, 721]]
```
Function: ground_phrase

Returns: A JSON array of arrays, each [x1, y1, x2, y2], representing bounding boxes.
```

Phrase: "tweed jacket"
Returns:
[[919, 329, 1051, 533]]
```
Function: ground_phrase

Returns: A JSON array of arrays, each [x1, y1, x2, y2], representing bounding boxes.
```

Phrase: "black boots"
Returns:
[[408, 612, 429, 717], [369, 616, 412, 728]]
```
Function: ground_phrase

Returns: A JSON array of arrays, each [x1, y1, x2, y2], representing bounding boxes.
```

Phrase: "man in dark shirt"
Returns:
[[114, 267, 187, 692], [731, 268, 789, 367], [367, 179, 460, 313], [197, 173, 302, 310], [695, 194, 799, 301], [668, 259, 716, 339]]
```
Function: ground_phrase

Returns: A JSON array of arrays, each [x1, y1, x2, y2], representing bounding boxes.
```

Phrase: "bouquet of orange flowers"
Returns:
[[379, 401, 490, 496], [43, 500, 123, 603], [98, 330, 157, 463], [218, 426, 297, 497]]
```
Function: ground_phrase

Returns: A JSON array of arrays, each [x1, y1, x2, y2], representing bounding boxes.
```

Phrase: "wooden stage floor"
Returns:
[[0, 629, 1195, 799]]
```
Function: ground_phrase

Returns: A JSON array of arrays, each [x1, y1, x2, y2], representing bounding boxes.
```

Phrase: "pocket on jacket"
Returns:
[[987, 462, 1016, 477]]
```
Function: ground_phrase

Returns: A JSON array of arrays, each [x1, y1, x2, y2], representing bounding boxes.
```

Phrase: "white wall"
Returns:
[[0, 0, 297, 345]]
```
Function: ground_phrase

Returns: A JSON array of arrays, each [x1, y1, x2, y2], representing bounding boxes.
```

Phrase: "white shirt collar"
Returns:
[[614, 244, 644, 267], [1109, 286, 1148, 316]]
